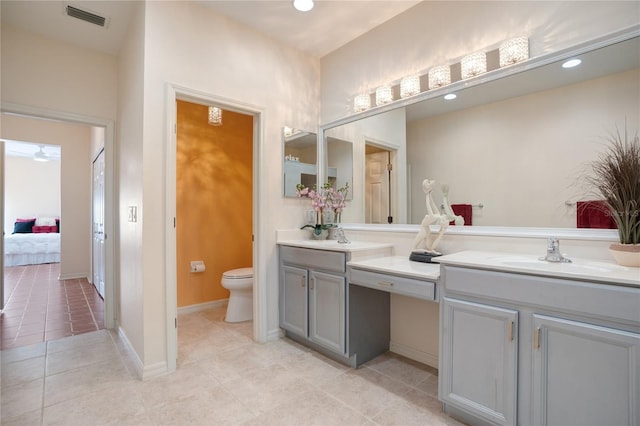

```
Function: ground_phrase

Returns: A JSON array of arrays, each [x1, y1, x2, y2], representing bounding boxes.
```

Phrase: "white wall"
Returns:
[[1, 114, 92, 279], [0, 25, 118, 120], [4, 156, 60, 232], [408, 69, 640, 228], [123, 1, 321, 369], [321, 1, 640, 123]]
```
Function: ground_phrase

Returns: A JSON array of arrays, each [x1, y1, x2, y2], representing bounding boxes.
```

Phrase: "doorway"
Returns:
[[365, 144, 394, 224], [165, 85, 265, 373], [0, 104, 116, 337]]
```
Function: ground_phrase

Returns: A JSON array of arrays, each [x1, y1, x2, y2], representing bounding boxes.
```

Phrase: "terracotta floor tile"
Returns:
[[2, 263, 104, 349]]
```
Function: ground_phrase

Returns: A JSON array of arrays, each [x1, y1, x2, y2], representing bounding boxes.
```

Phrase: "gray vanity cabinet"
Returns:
[[279, 246, 347, 356], [440, 297, 518, 426], [439, 265, 640, 426], [280, 265, 308, 337], [531, 314, 640, 426], [309, 271, 346, 354]]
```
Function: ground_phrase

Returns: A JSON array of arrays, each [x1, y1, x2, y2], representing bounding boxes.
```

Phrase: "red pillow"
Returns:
[[16, 218, 36, 222], [33, 225, 57, 233]]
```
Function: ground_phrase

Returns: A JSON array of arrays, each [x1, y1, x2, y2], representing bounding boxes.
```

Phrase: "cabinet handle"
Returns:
[[534, 327, 541, 350], [377, 281, 394, 287], [301, 277, 305, 288], [508, 320, 514, 342], [310, 277, 314, 290]]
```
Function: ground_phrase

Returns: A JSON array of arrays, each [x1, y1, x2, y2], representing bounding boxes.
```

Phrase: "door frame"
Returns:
[[165, 84, 266, 373], [0, 101, 117, 329]]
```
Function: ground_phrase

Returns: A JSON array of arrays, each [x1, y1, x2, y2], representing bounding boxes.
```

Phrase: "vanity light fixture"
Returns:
[[428, 65, 451, 89], [444, 93, 457, 100], [499, 36, 529, 67], [376, 85, 393, 106], [400, 75, 421, 98], [562, 58, 582, 68], [354, 94, 371, 112], [293, 0, 314, 12], [461, 51, 487, 79], [208, 106, 222, 126]]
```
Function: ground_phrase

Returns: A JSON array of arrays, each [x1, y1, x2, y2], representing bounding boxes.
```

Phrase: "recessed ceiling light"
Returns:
[[562, 58, 582, 68], [444, 93, 457, 100], [293, 0, 314, 12]]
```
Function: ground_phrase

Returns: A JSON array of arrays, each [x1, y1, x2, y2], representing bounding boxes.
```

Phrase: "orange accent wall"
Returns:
[[176, 100, 253, 307]]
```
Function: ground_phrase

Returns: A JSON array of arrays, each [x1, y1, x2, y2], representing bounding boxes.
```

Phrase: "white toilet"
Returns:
[[221, 267, 253, 323]]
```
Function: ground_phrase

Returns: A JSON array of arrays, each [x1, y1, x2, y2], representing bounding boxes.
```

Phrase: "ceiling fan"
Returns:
[[2, 140, 61, 161], [34, 145, 49, 162]]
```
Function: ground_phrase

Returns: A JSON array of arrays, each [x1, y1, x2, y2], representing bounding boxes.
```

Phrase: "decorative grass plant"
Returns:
[[587, 125, 640, 247]]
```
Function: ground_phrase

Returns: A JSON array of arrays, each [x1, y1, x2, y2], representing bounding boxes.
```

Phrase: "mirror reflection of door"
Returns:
[[92, 149, 106, 298], [365, 145, 392, 224]]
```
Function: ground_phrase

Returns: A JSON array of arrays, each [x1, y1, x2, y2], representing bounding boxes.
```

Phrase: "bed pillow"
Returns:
[[33, 225, 58, 233], [16, 218, 36, 223], [13, 220, 35, 234], [36, 217, 57, 226]]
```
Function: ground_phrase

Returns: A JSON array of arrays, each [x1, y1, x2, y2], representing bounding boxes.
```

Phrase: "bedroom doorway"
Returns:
[[1, 106, 116, 349]]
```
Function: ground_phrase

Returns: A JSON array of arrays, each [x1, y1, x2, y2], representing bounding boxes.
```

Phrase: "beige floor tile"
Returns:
[[138, 360, 221, 409], [45, 338, 120, 376], [365, 352, 438, 388], [244, 388, 374, 426], [319, 365, 414, 418], [45, 330, 112, 354], [0, 341, 46, 364], [147, 386, 257, 425], [44, 358, 132, 406], [42, 382, 146, 426], [0, 408, 43, 426], [280, 350, 350, 387], [1, 355, 46, 387], [221, 363, 315, 415], [0, 378, 44, 420]]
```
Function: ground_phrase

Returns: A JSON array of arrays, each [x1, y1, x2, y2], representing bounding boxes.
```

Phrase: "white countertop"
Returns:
[[348, 256, 441, 280], [277, 239, 394, 253], [435, 250, 640, 287]]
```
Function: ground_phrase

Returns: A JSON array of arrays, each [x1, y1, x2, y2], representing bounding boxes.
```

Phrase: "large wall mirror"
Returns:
[[283, 127, 317, 197], [320, 29, 639, 229]]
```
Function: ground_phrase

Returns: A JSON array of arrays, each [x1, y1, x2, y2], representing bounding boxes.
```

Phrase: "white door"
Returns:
[[92, 149, 106, 298], [365, 150, 390, 224]]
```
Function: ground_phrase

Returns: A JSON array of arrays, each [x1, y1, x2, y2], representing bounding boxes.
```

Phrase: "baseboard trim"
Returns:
[[177, 299, 228, 315], [117, 326, 144, 379], [267, 327, 284, 342], [390, 341, 438, 369], [58, 273, 90, 281]]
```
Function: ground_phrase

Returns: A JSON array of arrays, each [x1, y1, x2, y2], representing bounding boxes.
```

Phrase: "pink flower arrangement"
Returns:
[[296, 182, 349, 226]]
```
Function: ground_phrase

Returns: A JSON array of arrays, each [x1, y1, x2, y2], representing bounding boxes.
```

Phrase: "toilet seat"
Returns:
[[222, 267, 253, 279]]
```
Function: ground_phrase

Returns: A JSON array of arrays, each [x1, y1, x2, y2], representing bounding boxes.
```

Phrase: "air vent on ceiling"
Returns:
[[65, 5, 107, 27]]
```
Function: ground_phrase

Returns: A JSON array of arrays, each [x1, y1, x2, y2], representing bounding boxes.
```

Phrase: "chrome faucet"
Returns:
[[539, 237, 571, 263], [336, 227, 350, 244]]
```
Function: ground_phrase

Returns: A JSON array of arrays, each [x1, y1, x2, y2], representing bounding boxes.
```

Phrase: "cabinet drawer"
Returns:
[[280, 246, 346, 274], [349, 268, 435, 301]]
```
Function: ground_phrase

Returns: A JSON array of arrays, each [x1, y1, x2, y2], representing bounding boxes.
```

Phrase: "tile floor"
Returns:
[[0, 305, 465, 425], [1, 264, 105, 350]]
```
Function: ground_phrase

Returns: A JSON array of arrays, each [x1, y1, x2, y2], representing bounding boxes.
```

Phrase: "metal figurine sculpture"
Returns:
[[410, 179, 449, 260]]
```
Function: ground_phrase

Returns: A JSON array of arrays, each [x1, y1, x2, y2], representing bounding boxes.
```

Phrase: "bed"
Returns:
[[4, 218, 61, 267]]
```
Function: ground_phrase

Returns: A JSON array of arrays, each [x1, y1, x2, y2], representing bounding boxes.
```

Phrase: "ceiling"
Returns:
[[0, 0, 421, 57], [3, 141, 62, 161]]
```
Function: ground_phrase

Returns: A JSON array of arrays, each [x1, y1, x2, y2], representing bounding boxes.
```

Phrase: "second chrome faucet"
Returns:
[[540, 237, 572, 263]]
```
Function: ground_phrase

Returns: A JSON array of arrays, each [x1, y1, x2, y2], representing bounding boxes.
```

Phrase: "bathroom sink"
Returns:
[[487, 256, 627, 274]]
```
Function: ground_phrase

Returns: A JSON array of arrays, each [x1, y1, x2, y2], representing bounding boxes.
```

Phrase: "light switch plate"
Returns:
[[128, 206, 137, 222]]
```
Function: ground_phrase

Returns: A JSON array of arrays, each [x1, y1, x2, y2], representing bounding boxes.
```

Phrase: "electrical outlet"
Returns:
[[128, 206, 137, 222]]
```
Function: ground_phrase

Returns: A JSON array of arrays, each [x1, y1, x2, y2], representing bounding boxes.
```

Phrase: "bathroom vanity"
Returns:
[[278, 240, 439, 367], [435, 251, 640, 426]]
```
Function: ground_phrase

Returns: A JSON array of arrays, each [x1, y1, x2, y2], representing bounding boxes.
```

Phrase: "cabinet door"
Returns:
[[309, 271, 346, 354], [280, 265, 308, 337], [440, 297, 518, 426], [532, 314, 640, 426]]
